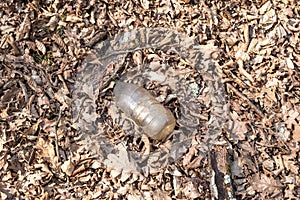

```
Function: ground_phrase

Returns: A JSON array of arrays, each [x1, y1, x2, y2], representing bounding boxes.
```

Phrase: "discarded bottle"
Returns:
[[113, 81, 176, 140]]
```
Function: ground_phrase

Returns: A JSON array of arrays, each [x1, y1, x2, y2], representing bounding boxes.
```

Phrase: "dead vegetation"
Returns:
[[0, 0, 299, 199]]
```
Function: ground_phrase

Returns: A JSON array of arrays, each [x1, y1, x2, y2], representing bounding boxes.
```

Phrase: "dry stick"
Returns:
[[18, 80, 29, 103], [54, 107, 63, 162], [28, 148, 36, 165], [242, 24, 250, 52], [226, 83, 265, 118]]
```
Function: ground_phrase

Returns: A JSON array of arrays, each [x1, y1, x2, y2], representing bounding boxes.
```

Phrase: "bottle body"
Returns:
[[114, 82, 176, 140]]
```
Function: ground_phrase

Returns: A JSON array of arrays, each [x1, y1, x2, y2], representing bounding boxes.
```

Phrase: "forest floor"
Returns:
[[0, 0, 299, 199]]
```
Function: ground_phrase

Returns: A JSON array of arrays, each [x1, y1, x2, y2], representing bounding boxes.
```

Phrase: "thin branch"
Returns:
[[54, 107, 63, 162], [226, 83, 265, 118]]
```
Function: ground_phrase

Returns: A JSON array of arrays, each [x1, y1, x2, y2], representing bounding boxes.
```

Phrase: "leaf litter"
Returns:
[[0, 0, 299, 199]]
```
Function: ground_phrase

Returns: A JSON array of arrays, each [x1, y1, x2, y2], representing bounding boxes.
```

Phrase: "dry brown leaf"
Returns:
[[35, 40, 46, 55], [65, 14, 83, 23], [52, 34, 67, 52], [252, 174, 284, 194], [46, 15, 59, 31], [61, 160, 75, 176], [16, 14, 31, 41], [35, 137, 58, 166], [293, 124, 300, 142]]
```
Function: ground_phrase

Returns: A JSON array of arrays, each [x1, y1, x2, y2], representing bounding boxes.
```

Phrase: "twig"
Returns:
[[18, 80, 29, 103], [54, 107, 63, 162], [226, 83, 265, 118], [242, 24, 250, 52], [28, 148, 36, 165], [84, 31, 107, 48]]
